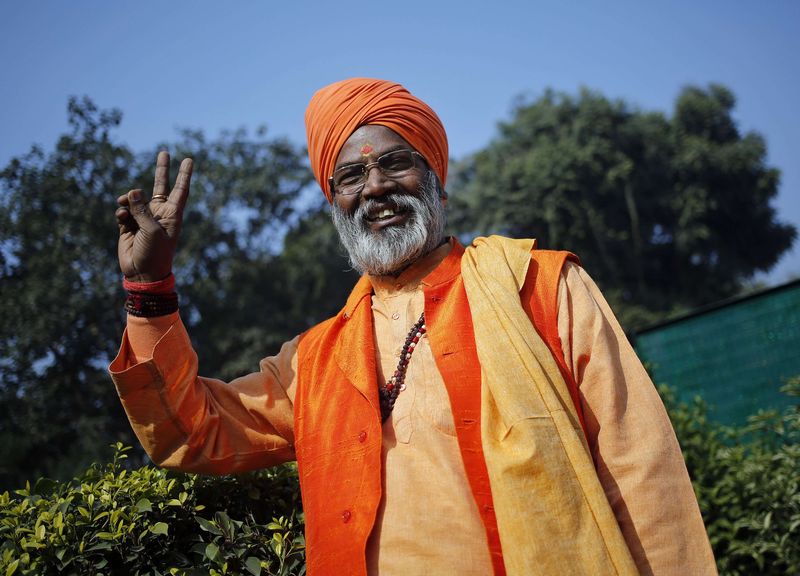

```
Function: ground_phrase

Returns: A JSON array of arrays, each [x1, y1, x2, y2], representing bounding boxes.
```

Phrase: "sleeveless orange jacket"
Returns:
[[295, 242, 579, 575]]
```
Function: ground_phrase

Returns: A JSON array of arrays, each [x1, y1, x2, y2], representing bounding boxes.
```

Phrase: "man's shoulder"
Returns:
[[463, 236, 580, 283], [298, 313, 341, 347], [529, 248, 581, 268], [465, 235, 578, 259]]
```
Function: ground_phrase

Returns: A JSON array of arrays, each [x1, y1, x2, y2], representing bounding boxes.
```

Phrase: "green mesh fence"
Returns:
[[633, 280, 800, 426]]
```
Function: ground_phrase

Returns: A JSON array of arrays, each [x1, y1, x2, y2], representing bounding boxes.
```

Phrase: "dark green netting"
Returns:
[[634, 281, 800, 425]]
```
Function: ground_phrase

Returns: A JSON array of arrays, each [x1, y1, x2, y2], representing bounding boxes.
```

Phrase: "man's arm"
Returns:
[[111, 151, 297, 475], [109, 312, 298, 474], [556, 262, 717, 576]]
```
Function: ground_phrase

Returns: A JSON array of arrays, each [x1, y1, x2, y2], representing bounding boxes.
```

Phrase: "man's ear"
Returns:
[[434, 172, 448, 203]]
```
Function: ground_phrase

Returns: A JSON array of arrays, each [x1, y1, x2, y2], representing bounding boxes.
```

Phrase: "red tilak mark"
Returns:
[[360, 144, 374, 156]]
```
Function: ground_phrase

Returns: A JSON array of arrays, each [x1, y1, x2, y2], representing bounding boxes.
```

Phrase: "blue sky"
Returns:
[[2, 1, 798, 283]]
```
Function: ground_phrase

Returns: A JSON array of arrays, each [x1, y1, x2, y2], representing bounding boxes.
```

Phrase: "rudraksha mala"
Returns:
[[379, 312, 427, 422]]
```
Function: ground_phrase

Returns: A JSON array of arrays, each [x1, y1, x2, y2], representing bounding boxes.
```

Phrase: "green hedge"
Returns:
[[0, 445, 304, 575], [664, 377, 800, 575], [1, 380, 798, 575]]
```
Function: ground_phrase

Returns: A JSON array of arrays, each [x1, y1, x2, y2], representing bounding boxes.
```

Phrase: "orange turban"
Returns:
[[305, 78, 448, 202]]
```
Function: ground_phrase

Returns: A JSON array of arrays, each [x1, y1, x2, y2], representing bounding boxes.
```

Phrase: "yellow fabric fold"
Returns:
[[462, 235, 639, 576]]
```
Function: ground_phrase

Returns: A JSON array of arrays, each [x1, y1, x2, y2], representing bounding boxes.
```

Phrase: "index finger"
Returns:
[[153, 151, 170, 199], [170, 158, 194, 209]]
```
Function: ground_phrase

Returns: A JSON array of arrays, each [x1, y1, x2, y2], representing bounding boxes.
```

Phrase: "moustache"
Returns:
[[353, 194, 423, 225]]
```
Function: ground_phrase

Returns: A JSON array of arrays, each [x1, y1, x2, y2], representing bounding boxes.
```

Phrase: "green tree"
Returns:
[[0, 98, 338, 488], [0, 98, 137, 487], [449, 85, 796, 328]]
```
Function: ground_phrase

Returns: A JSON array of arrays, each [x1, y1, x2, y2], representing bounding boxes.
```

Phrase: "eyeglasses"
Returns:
[[329, 149, 425, 196]]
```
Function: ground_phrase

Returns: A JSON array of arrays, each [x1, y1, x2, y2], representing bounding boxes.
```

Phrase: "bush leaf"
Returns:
[[149, 522, 169, 536], [245, 556, 262, 576]]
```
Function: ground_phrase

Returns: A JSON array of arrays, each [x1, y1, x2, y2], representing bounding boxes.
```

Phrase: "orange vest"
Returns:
[[295, 242, 579, 575]]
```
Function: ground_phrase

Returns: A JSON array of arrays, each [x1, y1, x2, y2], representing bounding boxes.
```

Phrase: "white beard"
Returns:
[[331, 171, 447, 276]]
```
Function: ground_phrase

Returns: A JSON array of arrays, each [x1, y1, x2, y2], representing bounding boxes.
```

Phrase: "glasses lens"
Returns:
[[333, 165, 365, 195], [378, 150, 415, 175]]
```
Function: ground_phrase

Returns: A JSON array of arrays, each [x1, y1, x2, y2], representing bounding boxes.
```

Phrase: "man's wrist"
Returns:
[[123, 273, 176, 294], [123, 273, 178, 317]]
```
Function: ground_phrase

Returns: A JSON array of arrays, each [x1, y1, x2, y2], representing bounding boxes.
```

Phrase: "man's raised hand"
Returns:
[[116, 151, 193, 282]]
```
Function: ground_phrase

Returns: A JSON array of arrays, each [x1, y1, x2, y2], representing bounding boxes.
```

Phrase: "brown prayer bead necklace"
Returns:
[[379, 312, 427, 422]]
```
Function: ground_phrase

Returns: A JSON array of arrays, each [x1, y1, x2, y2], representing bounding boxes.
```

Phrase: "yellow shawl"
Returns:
[[462, 236, 639, 575]]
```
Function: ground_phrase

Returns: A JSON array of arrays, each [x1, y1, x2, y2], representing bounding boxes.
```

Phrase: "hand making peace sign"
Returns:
[[115, 151, 193, 282]]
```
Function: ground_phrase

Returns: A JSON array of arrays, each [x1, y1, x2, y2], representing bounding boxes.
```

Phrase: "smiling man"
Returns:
[[110, 78, 717, 575]]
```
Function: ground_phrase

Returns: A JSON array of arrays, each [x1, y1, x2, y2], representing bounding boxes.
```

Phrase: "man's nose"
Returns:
[[361, 164, 393, 198]]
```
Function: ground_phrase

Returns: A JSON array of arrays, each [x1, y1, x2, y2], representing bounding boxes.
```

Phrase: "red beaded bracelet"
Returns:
[[124, 292, 179, 317], [123, 273, 179, 317]]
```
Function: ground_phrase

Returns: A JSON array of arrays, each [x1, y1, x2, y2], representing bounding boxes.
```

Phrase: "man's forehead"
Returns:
[[336, 125, 414, 165]]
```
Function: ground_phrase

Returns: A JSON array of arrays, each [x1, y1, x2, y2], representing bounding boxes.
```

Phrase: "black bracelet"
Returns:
[[124, 291, 179, 317]]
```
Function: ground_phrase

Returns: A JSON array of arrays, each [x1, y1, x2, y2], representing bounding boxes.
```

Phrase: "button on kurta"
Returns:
[[342, 509, 352, 523], [358, 431, 367, 443], [391, 312, 400, 320]]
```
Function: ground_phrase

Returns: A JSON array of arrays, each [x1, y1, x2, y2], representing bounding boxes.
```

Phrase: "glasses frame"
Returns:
[[328, 149, 426, 197]]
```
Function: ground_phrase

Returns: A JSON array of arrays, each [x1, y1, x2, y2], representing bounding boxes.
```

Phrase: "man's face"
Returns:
[[330, 125, 447, 276]]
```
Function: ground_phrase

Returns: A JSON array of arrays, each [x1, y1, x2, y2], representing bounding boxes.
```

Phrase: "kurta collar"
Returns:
[[422, 238, 464, 288], [340, 238, 464, 318], [369, 239, 455, 296]]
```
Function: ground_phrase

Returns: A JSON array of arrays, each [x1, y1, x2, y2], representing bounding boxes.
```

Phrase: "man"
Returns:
[[111, 78, 717, 575]]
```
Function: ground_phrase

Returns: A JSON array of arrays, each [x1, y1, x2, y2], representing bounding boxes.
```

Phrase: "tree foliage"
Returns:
[[0, 98, 353, 488], [0, 98, 137, 487], [448, 84, 796, 327]]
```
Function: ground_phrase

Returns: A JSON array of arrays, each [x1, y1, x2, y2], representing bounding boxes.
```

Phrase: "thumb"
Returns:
[[126, 189, 160, 234]]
